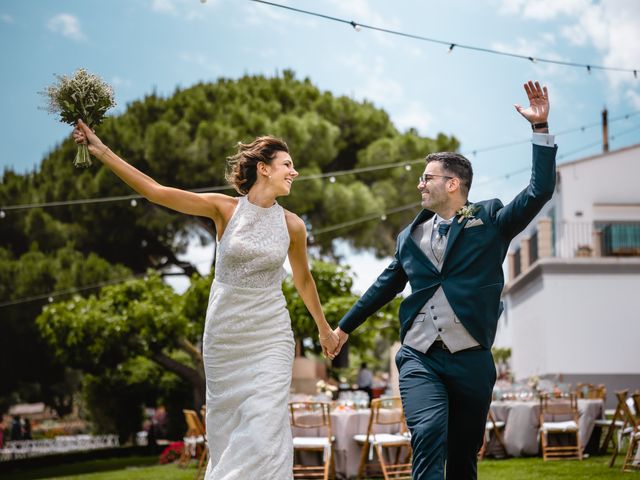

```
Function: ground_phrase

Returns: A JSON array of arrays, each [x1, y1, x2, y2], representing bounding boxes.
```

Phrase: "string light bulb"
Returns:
[[587, 65, 592, 74], [404, 164, 411, 171], [130, 199, 137, 207], [329, 176, 336, 183], [350, 21, 361, 32], [0, 210, 5, 219], [381, 214, 387, 221], [448, 44, 455, 54]]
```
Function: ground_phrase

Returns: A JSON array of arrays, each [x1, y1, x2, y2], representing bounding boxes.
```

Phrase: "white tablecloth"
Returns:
[[489, 399, 604, 457], [292, 408, 398, 479]]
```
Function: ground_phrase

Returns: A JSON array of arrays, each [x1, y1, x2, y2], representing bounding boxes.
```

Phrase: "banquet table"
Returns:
[[489, 398, 604, 457], [291, 408, 398, 479]]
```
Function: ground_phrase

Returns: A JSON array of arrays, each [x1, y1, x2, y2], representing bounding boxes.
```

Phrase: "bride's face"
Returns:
[[267, 151, 298, 196]]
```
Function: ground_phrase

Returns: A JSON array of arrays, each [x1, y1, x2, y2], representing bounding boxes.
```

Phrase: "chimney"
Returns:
[[602, 108, 609, 152]]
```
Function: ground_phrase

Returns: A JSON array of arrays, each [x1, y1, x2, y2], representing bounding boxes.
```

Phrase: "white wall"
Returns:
[[509, 267, 640, 379], [557, 146, 640, 224]]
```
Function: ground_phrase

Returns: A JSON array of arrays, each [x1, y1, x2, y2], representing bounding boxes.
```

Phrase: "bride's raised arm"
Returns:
[[73, 119, 232, 223]]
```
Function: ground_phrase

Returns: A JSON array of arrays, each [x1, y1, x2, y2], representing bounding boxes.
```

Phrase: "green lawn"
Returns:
[[2, 455, 636, 480], [479, 456, 634, 479], [1, 456, 182, 480]]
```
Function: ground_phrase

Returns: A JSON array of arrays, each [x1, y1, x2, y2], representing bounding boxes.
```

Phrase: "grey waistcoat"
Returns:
[[403, 216, 480, 353]]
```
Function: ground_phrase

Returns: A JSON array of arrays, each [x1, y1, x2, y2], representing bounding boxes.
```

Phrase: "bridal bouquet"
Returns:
[[41, 68, 116, 168]]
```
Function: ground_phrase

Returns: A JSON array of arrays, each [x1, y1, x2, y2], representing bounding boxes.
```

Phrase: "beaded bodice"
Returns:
[[215, 195, 290, 289]]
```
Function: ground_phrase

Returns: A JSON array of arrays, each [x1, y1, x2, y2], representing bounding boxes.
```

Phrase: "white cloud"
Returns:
[[337, 54, 404, 105], [241, 0, 316, 29], [498, 0, 590, 20], [627, 89, 640, 109], [111, 76, 133, 89], [1, 14, 14, 24], [150, 0, 176, 15], [498, 0, 640, 93], [47, 14, 85, 41], [179, 51, 219, 73], [393, 104, 433, 135], [327, 0, 401, 46], [149, 0, 215, 21], [492, 36, 569, 79]]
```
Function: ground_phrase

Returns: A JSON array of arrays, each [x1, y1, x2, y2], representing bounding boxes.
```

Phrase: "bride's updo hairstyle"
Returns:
[[226, 136, 290, 195]]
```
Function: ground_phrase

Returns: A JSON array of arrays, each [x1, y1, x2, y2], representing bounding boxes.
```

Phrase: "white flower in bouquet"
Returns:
[[41, 68, 116, 168]]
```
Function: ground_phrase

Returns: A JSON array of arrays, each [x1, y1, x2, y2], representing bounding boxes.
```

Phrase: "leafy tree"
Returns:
[[1, 71, 459, 416], [1, 70, 458, 274], [35, 261, 402, 415], [0, 245, 130, 415], [83, 355, 192, 443], [36, 272, 205, 410]]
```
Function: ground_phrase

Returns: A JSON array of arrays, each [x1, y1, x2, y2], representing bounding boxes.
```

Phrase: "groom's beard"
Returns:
[[420, 190, 446, 211]]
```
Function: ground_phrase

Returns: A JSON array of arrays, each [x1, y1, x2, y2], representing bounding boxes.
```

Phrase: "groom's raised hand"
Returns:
[[332, 327, 349, 357], [514, 80, 549, 126]]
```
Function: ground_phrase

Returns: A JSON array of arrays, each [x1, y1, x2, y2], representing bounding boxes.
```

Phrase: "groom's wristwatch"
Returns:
[[531, 122, 549, 131]]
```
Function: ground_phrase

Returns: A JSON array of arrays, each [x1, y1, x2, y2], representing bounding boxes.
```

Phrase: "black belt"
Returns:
[[428, 339, 484, 353]]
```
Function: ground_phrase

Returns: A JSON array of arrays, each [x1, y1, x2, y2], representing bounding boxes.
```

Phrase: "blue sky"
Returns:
[[1, 0, 639, 292]]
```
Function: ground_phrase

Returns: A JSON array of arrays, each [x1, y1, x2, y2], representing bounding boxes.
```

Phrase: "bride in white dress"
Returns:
[[73, 122, 340, 479]]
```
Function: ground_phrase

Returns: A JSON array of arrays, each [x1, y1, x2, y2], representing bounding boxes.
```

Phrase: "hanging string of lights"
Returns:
[[1, 111, 637, 215], [3, 123, 638, 308], [249, 0, 639, 77]]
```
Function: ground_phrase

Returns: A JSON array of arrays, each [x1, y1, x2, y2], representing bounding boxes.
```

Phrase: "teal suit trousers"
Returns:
[[397, 345, 496, 479]]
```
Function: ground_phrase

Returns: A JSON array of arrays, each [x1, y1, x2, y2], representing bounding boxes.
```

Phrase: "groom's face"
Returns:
[[418, 161, 451, 210]]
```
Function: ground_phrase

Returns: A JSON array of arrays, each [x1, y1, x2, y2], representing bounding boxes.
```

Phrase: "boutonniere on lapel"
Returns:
[[456, 204, 480, 224]]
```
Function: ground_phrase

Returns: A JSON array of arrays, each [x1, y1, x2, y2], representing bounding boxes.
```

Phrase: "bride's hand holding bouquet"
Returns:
[[42, 68, 115, 167], [72, 119, 107, 158]]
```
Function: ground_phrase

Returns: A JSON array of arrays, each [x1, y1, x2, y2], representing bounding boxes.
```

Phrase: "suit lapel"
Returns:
[[410, 209, 434, 234], [442, 202, 482, 262], [406, 209, 439, 273]]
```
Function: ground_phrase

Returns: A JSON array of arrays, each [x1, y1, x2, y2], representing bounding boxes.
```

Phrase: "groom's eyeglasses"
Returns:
[[418, 174, 454, 184]]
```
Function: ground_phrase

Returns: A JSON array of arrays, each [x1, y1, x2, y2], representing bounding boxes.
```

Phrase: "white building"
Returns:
[[498, 142, 640, 405]]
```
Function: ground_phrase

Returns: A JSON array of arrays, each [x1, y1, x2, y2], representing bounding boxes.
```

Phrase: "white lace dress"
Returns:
[[202, 195, 295, 480]]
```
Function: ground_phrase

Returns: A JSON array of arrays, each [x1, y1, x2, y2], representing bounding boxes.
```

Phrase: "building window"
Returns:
[[597, 222, 640, 256]]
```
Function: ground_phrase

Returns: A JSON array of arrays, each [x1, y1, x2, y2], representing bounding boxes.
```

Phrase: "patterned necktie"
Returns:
[[433, 221, 451, 262]]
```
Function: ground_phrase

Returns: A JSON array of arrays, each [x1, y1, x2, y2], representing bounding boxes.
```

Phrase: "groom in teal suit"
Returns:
[[332, 81, 556, 479]]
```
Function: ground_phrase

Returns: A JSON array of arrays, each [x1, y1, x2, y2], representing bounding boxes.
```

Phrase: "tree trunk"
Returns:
[[152, 351, 205, 411]]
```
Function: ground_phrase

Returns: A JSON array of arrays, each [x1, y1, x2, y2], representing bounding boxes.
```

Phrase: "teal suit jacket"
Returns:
[[338, 143, 557, 348]]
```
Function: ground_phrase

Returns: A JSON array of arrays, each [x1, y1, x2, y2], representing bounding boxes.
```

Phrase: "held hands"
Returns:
[[331, 327, 349, 358], [319, 330, 340, 360], [72, 119, 107, 158], [514, 80, 549, 126]]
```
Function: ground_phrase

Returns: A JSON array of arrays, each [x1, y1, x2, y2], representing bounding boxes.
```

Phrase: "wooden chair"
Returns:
[[632, 391, 640, 420], [195, 406, 209, 480], [539, 393, 582, 461], [181, 409, 208, 479], [622, 392, 640, 472], [289, 401, 335, 480], [577, 384, 606, 400], [575, 383, 591, 398], [355, 396, 412, 480], [598, 390, 629, 455], [608, 391, 640, 469], [478, 409, 508, 460]]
